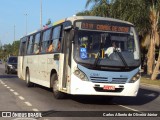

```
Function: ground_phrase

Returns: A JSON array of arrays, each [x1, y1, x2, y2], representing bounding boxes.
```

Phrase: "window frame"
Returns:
[[41, 28, 52, 53]]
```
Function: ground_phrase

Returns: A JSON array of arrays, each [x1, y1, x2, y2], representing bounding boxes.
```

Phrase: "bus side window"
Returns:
[[41, 29, 51, 53], [27, 36, 34, 55], [33, 33, 40, 54], [19, 37, 27, 56], [52, 26, 61, 52]]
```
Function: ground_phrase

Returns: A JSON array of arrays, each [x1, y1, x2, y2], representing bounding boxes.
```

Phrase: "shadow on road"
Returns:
[[36, 84, 159, 106], [0, 75, 18, 79], [67, 88, 160, 105], [112, 88, 159, 105]]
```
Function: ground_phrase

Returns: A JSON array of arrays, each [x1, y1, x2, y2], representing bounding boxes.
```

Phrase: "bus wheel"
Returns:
[[26, 69, 34, 87], [51, 74, 64, 99]]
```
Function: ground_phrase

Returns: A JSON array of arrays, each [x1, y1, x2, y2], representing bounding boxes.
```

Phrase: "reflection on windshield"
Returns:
[[74, 30, 140, 69]]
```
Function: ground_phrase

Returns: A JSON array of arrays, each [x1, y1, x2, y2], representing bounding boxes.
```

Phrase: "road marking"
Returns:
[[18, 96, 25, 100], [13, 92, 19, 95], [32, 108, 39, 111], [118, 104, 139, 112], [114, 102, 144, 113], [25, 102, 32, 106], [10, 89, 14, 92], [1, 81, 39, 112]]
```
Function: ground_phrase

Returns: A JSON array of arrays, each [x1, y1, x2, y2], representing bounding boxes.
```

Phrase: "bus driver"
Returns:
[[105, 42, 121, 57]]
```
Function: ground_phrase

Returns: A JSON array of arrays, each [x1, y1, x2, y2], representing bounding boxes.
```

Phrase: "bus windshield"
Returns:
[[74, 29, 140, 70]]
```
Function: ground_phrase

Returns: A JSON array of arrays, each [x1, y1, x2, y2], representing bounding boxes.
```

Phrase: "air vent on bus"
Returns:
[[90, 77, 128, 84]]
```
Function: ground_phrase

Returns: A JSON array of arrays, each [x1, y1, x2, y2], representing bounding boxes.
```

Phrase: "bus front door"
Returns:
[[18, 40, 26, 80], [61, 30, 73, 91]]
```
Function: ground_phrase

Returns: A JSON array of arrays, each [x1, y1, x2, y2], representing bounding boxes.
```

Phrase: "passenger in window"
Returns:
[[34, 43, 40, 54], [35, 48, 40, 54], [47, 42, 54, 52], [57, 41, 61, 51]]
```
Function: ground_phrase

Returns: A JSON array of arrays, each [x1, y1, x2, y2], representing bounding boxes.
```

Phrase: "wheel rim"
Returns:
[[26, 71, 29, 83], [53, 80, 59, 93]]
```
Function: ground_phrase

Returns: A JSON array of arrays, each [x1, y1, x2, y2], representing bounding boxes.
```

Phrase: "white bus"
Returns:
[[18, 16, 141, 99]]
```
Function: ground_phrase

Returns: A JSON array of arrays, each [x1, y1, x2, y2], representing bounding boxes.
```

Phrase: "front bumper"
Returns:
[[70, 75, 140, 97]]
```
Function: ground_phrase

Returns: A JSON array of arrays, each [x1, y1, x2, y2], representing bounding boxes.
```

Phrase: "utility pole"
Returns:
[[14, 25, 15, 42], [24, 13, 28, 35], [40, 0, 43, 29]]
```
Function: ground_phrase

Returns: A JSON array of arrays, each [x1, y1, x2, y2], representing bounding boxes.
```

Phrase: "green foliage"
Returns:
[[78, 0, 110, 17], [76, 10, 92, 16], [0, 40, 20, 61], [110, 0, 152, 36], [91, 2, 110, 17], [78, 0, 160, 36]]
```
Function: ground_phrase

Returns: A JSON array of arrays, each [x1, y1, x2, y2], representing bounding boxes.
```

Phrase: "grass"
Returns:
[[140, 77, 160, 87]]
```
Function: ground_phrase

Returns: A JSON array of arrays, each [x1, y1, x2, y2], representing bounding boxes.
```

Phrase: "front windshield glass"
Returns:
[[8, 57, 17, 64], [74, 29, 140, 69]]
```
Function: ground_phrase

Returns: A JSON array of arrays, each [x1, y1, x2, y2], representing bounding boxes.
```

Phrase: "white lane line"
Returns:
[[18, 96, 25, 100], [114, 103, 144, 113], [13, 92, 19, 95], [118, 104, 139, 112], [10, 89, 14, 92], [24, 102, 32, 107], [1, 81, 38, 111], [32, 108, 39, 111]]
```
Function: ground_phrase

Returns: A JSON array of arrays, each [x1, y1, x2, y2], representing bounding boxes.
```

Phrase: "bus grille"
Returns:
[[90, 77, 128, 84]]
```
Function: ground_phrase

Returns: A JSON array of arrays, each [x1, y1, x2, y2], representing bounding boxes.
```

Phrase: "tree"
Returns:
[[85, 0, 111, 17], [76, 10, 92, 16], [12, 40, 20, 56], [110, 0, 160, 79], [0, 40, 20, 61]]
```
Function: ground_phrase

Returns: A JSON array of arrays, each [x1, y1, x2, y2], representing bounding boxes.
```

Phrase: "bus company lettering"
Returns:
[[81, 23, 94, 29], [96, 24, 129, 33], [90, 73, 100, 77], [81, 22, 129, 33], [97, 24, 111, 31]]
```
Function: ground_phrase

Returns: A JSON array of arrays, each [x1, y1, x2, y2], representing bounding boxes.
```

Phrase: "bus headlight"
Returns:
[[130, 72, 141, 83], [74, 68, 88, 81], [75, 70, 80, 76]]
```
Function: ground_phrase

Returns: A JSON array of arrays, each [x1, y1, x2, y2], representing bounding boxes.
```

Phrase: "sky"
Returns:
[[0, 0, 89, 45]]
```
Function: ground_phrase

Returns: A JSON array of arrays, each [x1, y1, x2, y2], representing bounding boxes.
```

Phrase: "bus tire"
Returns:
[[26, 69, 34, 87], [51, 74, 64, 99]]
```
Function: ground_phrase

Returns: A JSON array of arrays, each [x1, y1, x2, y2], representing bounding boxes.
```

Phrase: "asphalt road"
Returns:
[[0, 64, 159, 120]]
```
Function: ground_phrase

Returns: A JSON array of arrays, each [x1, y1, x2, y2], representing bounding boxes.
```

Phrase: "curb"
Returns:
[[140, 83, 160, 89]]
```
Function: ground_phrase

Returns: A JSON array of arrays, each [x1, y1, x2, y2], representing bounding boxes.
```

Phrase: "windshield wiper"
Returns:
[[115, 50, 129, 68]]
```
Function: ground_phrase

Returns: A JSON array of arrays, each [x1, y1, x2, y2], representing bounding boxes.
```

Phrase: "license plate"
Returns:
[[103, 85, 115, 90]]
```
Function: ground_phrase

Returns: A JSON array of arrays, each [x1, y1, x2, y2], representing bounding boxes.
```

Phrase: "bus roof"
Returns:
[[65, 16, 134, 26], [22, 16, 133, 38]]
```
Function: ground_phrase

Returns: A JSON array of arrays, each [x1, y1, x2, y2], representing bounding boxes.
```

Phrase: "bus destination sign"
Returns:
[[81, 22, 130, 33]]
